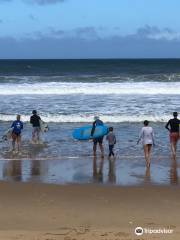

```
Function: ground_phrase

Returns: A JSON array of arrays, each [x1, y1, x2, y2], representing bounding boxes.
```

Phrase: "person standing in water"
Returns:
[[30, 110, 41, 143], [137, 120, 155, 168], [11, 115, 23, 152], [165, 112, 180, 158], [106, 127, 116, 158], [91, 116, 104, 158]]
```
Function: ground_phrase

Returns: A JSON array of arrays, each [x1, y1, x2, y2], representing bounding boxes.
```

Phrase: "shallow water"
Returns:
[[1, 59, 180, 186], [0, 122, 179, 186], [0, 155, 179, 186]]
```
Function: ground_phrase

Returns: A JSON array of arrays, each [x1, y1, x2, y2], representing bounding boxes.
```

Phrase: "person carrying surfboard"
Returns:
[[30, 110, 41, 143], [11, 115, 23, 152], [91, 116, 104, 158]]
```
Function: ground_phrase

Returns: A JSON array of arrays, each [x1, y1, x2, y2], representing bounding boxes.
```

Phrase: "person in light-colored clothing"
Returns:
[[137, 120, 155, 168]]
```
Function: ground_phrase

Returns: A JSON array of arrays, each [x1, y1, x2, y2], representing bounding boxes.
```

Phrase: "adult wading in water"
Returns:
[[165, 112, 180, 159], [137, 120, 155, 168], [91, 116, 104, 158]]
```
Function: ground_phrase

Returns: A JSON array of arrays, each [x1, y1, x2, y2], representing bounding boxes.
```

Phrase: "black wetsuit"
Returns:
[[30, 114, 41, 127], [165, 118, 180, 133], [91, 119, 104, 144]]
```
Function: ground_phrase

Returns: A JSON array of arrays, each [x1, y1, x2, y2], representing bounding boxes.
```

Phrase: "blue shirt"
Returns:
[[11, 120, 23, 134]]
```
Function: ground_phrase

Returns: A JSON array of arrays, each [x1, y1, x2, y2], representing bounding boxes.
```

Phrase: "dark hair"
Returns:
[[109, 127, 113, 131], [144, 120, 149, 126], [32, 110, 37, 114], [173, 112, 178, 117]]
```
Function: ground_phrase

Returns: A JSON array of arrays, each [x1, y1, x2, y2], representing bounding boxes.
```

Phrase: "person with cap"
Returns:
[[30, 110, 41, 143], [91, 116, 104, 158], [165, 112, 180, 158]]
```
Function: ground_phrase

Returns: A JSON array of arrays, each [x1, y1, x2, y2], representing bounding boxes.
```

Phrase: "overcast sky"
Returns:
[[0, 0, 180, 58]]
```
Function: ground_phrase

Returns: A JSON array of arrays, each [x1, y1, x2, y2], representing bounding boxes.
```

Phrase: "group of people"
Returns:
[[10, 110, 41, 152], [9, 110, 180, 166], [92, 112, 180, 168]]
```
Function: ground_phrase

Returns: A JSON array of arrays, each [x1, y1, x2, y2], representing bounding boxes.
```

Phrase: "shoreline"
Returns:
[[0, 181, 179, 239]]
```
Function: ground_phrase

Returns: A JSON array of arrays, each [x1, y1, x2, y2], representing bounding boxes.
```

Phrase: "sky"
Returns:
[[0, 0, 180, 58]]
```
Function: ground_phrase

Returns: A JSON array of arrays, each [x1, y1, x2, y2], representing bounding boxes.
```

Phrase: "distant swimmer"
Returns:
[[165, 112, 180, 158], [106, 127, 116, 159], [30, 110, 41, 143], [11, 115, 23, 152], [137, 120, 155, 168], [91, 116, 104, 158]]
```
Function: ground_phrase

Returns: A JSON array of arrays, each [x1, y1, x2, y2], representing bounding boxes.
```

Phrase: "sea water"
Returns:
[[0, 59, 180, 186]]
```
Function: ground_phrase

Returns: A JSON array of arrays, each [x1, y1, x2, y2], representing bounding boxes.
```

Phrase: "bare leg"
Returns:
[[32, 129, 36, 142], [99, 143, 104, 158], [143, 145, 149, 168], [12, 134, 16, 151], [12, 139, 15, 151], [17, 136, 21, 152], [171, 142, 177, 159], [93, 143, 97, 156], [93, 156, 97, 178], [147, 145, 152, 167], [37, 129, 40, 142]]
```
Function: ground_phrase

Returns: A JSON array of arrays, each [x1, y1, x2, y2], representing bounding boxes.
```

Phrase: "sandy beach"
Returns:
[[0, 181, 179, 240]]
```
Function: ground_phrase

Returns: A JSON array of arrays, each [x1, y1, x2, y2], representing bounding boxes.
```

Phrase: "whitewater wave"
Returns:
[[0, 81, 180, 95], [0, 113, 171, 123]]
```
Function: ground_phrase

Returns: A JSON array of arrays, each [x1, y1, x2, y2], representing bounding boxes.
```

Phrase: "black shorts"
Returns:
[[12, 132, 21, 139], [93, 136, 104, 145]]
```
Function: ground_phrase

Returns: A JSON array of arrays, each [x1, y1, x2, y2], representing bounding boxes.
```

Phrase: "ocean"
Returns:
[[0, 59, 180, 186]]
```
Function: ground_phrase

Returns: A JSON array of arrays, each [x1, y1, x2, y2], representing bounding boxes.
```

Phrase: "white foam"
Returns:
[[0, 113, 171, 123], [0, 81, 180, 95]]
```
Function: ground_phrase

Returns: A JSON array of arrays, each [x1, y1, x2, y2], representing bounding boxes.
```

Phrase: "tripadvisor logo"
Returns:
[[135, 227, 143, 236]]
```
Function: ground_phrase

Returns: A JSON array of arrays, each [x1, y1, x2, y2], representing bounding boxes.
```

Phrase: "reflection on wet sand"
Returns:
[[31, 160, 41, 175], [170, 158, 179, 185], [93, 156, 116, 184], [0, 154, 179, 186], [108, 158, 116, 183], [2, 159, 48, 182], [93, 156, 104, 182], [3, 160, 22, 181], [28, 160, 48, 182]]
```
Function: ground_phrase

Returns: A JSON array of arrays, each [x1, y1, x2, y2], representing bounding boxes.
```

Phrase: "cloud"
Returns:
[[49, 28, 65, 37], [74, 27, 99, 39], [0, 26, 180, 59], [47, 26, 98, 39], [135, 25, 180, 41]]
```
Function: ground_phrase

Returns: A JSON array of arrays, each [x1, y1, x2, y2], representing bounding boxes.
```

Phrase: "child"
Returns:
[[106, 127, 116, 158]]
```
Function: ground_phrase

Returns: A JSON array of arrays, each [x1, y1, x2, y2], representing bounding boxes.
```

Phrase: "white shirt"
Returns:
[[139, 126, 154, 145]]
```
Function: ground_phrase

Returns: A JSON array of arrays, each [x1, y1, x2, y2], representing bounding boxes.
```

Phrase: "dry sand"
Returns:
[[0, 181, 179, 240]]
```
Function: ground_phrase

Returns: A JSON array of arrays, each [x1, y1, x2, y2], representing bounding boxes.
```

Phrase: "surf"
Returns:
[[0, 81, 180, 95]]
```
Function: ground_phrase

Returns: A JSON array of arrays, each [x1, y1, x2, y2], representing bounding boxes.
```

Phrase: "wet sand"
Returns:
[[0, 181, 179, 240], [0, 155, 179, 186]]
